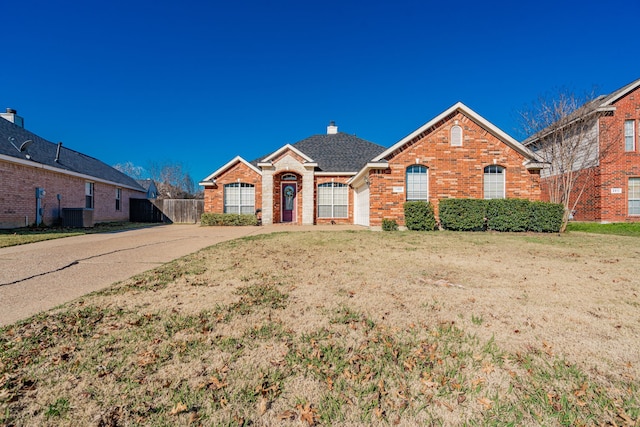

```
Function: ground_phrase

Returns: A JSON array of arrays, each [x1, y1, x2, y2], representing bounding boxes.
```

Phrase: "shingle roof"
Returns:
[[251, 132, 386, 173], [292, 133, 386, 172], [0, 117, 144, 191]]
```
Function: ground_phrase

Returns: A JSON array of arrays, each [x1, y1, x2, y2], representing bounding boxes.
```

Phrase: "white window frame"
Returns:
[[224, 183, 255, 214], [451, 125, 463, 147], [625, 120, 636, 152], [629, 178, 640, 216], [317, 182, 348, 218], [406, 165, 428, 201], [115, 188, 122, 211], [484, 165, 505, 199], [85, 182, 94, 209]]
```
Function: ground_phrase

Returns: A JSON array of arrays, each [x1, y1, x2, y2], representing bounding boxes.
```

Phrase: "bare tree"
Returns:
[[519, 88, 618, 231], [113, 161, 147, 180], [148, 161, 200, 199]]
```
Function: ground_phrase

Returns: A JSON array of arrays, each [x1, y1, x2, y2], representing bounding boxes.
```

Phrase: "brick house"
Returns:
[[523, 78, 640, 222], [0, 108, 146, 228], [201, 103, 544, 227], [200, 121, 386, 226]]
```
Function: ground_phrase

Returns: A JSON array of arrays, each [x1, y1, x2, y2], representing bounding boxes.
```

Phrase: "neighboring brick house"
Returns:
[[0, 108, 146, 228], [201, 103, 544, 227], [523, 78, 640, 222]]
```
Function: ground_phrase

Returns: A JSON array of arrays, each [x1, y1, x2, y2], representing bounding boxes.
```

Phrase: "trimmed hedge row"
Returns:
[[403, 201, 437, 231], [201, 213, 258, 226], [438, 198, 564, 233]]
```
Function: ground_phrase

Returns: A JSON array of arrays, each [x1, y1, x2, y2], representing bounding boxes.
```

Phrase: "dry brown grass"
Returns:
[[1, 230, 639, 426]]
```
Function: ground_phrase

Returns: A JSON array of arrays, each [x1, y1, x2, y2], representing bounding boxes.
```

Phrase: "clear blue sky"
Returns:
[[3, 0, 639, 184]]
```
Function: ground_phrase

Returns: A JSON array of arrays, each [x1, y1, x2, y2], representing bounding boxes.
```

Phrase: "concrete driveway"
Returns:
[[0, 224, 361, 326]]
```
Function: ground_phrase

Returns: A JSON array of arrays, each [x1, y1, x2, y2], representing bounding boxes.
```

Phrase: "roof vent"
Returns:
[[327, 121, 338, 135], [0, 108, 24, 128]]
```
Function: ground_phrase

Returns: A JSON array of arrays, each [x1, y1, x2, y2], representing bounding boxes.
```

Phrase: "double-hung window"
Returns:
[[484, 165, 505, 199], [115, 188, 122, 211], [318, 183, 348, 218], [406, 165, 428, 201], [224, 183, 255, 214], [625, 120, 636, 152], [629, 178, 640, 216], [85, 182, 94, 209]]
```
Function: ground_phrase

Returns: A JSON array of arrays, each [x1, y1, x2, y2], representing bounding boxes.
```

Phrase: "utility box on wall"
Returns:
[[62, 208, 94, 228]]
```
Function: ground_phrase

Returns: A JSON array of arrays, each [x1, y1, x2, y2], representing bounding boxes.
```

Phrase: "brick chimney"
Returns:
[[327, 121, 338, 135], [0, 108, 24, 128]]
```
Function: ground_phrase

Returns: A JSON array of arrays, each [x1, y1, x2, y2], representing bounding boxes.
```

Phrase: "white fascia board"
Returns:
[[315, 171, 357, 176], [261, 144, 314, 163], [0, 154, 145, 192], [523, 160, 548, 170], [200, 156, 261, 183], [600, 78, 640, 106], [373, 102, 539, 162], [347, 161, 389, 185]]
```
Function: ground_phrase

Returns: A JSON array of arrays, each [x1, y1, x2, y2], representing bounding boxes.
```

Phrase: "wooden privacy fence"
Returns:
[[161, 199, 204, 224]]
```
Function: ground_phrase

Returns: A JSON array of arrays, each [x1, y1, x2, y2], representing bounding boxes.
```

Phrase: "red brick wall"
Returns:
[[368, 112, 541, 227], [314, 176, 353, 225], [203, 162, 262, 214], [595, 86, 640, 222], [0, 160, 144, 228], [539, 168, 600, 221]]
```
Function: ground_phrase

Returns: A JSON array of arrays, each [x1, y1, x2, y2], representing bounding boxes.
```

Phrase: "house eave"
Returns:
[[348, 162, 389, 186], [524, 160, 548, 171], [0, 154, 145, 192], [201, 156, 262, 182], [374, 102, 539, 162], [261, 144, 315, 164], [315, 171, 357, 177]]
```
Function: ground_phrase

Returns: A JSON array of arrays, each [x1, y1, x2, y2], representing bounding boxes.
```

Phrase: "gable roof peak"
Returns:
[[599, 76, 640, 106], [372, 101, 540, 163]]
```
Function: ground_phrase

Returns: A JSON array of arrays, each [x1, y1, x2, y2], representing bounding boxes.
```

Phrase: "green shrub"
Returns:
[[486, 199, 530, 232], [528, 201, 564, 232], [201, 213, 258, 226], [403, 201, 437, 231], [439, 199, 487, 231], [382, 218, 398, 231]]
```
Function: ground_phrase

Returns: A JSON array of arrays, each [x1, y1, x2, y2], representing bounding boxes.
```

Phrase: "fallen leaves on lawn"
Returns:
[[169, 402, 188, 416], [296, 402, 318, 426], [477, 397, 493, 410]]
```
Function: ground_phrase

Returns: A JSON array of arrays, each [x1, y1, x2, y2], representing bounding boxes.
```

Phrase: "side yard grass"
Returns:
[[0, 222, 160, 248], [1, 230, 639, 426], [567, 221, 640, 236]]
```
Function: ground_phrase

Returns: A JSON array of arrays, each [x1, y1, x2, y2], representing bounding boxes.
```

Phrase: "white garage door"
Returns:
[[354, 184, 370, 227]]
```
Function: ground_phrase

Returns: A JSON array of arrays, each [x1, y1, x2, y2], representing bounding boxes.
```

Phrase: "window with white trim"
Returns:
[[85, 182, 94, 209], [115, 188, 122, 211], [484, 165, 505, 199], [406, 165, 428, 201], [318, 182, 348, 218], [451, 125, 463, 146], [625, 120, 636, 152], [224, 183, 255, 214], [629, 178, 640, 216]]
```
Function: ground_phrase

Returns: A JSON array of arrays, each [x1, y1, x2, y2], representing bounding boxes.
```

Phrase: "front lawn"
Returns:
[[1, 230, 638, 425]]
